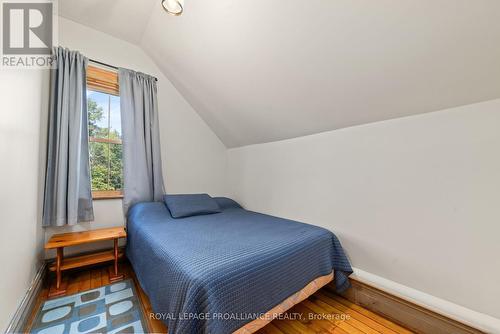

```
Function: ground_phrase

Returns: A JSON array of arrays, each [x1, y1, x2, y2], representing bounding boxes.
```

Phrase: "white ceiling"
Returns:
[[59, 0, 157, 44], [61, 0, 500, 148]]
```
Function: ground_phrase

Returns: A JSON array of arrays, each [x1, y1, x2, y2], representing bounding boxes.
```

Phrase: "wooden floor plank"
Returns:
[[325, 291, 414, 334], [90, 268, 101, 289], [101, 266, 110, 286], [293, 303, 350, 334], [317, 291, 404, 334], [256, 322, 286, 334], [272, 317, 310, 334], [311, 296, 380, 334], [287, 304, 332, 333], [302, 299, 366, 334], [77, 270, 91, 292], [65, 272, 80, 296], [29, 261, 413, 334]]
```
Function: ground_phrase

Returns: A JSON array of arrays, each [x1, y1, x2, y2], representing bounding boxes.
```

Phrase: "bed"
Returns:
[[126, 197, 352, 334]]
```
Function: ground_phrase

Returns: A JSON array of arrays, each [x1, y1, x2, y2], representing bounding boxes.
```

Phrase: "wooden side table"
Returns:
[[45, 227, 127, 297]]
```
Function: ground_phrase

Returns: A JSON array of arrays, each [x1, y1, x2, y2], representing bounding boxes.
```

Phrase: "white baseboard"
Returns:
[[352, 267, 500, 334], [5, 262, 46, 334]]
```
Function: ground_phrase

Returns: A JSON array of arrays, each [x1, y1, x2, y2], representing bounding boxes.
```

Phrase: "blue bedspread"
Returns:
[[126, 198, 352, 334]]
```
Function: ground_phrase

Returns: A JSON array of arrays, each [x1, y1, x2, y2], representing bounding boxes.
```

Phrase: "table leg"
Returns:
[[48, 247, 67, 297], [109, 238, 123, 282], [56, 247, 63, 289], [114, 238, 118, 276]]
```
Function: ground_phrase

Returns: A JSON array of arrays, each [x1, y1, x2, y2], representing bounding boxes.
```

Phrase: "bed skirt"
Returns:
[[234, 271, 334, 334]]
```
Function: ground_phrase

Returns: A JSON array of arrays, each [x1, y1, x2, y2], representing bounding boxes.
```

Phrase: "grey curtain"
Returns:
[[43, 47, 94, 227], [119, 68, 165, 213]]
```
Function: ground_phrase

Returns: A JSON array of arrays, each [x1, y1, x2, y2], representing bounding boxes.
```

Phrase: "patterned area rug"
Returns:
[[31, 279, 147, 334]]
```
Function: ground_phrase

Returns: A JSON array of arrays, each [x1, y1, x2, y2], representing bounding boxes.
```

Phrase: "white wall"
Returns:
[[0, 69, 48, 331], [227, 99, 500, 320], [45, 17, 228, 256]]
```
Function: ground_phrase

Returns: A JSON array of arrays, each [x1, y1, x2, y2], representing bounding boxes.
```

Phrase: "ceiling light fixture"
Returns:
[[161, 0, 183, 16]]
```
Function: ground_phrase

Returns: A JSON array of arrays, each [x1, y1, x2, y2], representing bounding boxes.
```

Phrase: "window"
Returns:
[[87, 65, 123, 199]]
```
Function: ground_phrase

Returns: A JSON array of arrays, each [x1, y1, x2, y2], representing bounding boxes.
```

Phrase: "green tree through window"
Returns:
[[88, 90, 123, 195]]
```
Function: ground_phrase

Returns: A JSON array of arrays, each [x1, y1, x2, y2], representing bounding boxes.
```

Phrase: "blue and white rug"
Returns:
[[31, 279, 147, 334]]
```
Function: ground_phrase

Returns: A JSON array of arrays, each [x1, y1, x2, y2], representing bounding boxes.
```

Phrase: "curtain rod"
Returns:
[[90, 58, 158, 82]]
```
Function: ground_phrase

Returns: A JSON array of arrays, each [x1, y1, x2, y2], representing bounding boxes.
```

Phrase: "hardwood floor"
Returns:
[[26, 261, 413, 334]]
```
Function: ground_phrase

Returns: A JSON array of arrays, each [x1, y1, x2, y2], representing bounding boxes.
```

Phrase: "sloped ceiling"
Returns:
[[60, 0, 500, 148]]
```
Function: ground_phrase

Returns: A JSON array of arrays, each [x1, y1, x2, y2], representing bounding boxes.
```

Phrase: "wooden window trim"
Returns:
[[89, 137, 122, 145], [92, 190, 124, 200], [88, 64, 122, 200]]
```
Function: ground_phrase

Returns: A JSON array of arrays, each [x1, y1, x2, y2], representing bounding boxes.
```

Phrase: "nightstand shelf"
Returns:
[[48, 249, 124, 272]]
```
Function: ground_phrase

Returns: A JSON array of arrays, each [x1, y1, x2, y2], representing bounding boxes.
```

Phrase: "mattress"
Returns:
[[126, 198, 352, 334]]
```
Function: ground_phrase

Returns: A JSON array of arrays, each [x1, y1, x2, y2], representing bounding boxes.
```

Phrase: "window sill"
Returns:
[[92, 190, 124, 200]]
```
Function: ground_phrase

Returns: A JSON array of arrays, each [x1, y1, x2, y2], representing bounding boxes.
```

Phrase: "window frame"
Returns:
[[87, 65, 123, 200]]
